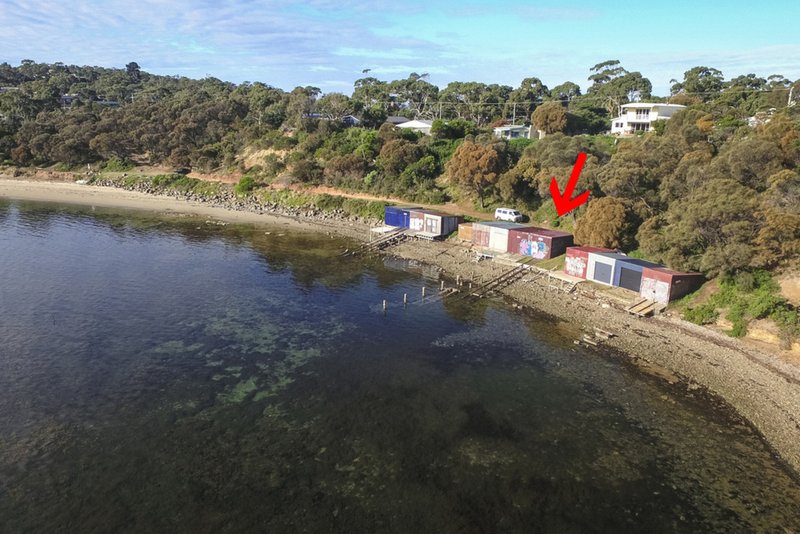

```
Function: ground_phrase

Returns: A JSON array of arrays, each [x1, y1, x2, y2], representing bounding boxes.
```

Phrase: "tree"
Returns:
[[753, 170, 800, 267], [588, 60, 627, 87], [388, 73, 439, 119], [532, 101, 567, 134], [670, 66, 724, 100], [574, 197, 637, 250], [637, 179, 761, 275], [549, 81, 581, 102], [587, 60, 651, 113], [506, 77, 548, 121], [445, 140, 504, 207], [317, 92, 354, 122], [430, 119, 476, 139], [125, 62, 141, 83], [439, 81, 509, 125], [283, 85, 320, 129]]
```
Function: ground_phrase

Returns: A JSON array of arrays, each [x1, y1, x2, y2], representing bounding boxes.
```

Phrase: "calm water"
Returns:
[[1, 199, 799, 533]]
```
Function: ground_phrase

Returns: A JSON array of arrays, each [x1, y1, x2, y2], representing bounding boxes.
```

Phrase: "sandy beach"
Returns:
[[3, 176, 800, 476], [0, 178, 372, 240]]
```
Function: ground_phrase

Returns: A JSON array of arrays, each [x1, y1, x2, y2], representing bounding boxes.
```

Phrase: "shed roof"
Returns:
[[591, 252, 630, 261], [473, 221, 530, 230], [568, 246, 615, 254], [510, 226, 572, 238], [616, 257, 662, 269], [643, 266, 704, 277]]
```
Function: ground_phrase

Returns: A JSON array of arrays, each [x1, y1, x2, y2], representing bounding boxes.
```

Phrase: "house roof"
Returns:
[[386, 115, 411, 125], [493, 125, 529, 132], [396, 119, 433, 129], [620, 103, 686, 110]]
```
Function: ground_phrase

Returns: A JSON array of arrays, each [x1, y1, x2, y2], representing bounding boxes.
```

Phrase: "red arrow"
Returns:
[[550, 152, 590, 216]]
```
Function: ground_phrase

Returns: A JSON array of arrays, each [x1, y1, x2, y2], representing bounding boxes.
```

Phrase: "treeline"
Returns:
[[0, 60, 798, 279]]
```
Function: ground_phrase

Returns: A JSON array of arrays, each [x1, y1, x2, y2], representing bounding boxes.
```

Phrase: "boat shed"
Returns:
[[613, 257, 663, 292], [564, 246, 615, 279], [384, 206, 422, 228], [408, 209, 462, 237], [507, 227, 574, 259], [586, 252, 628, 286], [471, 222, 531, 252], [640, 267, 705, 304]]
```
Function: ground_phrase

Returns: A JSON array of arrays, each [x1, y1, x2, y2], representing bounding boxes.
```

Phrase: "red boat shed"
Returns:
[[640, 267, 705, 304], [564, 246, 615, 279]]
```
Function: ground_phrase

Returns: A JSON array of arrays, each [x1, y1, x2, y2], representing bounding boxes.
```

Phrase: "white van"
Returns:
[[494, 207, 523, 222]]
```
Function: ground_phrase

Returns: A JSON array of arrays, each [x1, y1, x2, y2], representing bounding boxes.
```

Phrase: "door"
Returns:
[[618, 267, 643, 291], [593, 262, 612, 284]]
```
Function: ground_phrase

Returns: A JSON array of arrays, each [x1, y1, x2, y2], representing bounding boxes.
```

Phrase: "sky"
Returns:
[[1, 0, 799, 95]]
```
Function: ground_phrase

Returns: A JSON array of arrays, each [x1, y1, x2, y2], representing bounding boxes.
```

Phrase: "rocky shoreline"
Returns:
[[389, 239, 800, 477], [89, 176, 384, 240], [3, 175, 800, 477]]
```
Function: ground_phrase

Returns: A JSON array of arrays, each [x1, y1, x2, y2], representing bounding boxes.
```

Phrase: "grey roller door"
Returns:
[[619, 267, 642, 291], [594, 262, 612, 284]]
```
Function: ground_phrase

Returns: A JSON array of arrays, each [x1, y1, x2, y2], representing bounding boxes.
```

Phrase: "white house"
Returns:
[[395, 119, 433, 135], [610, 103, 686, 135], [493, 125, 531, 140], [493, 125, 548, 141]]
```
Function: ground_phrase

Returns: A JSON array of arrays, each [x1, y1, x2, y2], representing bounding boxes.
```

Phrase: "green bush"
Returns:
[[314, 194, 344, 211], [684, 303, 719, 325], [235, 175, 257, 195], [683, 270, 797, 344], [102, 157, 134, 172]]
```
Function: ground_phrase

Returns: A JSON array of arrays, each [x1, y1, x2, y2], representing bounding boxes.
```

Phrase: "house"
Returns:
[[610, 103, 686, 135], [493, 125, 531, 140], [395, 119, 433, 135], [342, 115, 361, 127], [60, 94, 79, 107], [493, 125, 547, 140], [747, 108, 776, 128]]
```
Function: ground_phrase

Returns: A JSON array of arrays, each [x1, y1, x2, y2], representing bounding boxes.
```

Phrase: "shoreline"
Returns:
[[3, 176, 800, 475]]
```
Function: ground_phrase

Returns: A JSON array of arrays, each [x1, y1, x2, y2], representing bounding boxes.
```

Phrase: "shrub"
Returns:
[[102, 157, 134, 172], [235, 175, 257, 195], [684, 304, 719, 325]]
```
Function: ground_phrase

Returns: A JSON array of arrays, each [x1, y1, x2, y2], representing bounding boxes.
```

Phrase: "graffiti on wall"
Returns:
[[565, 255, 586, 277], [519, 238, 548, 259], [640, 277, 670, 304]]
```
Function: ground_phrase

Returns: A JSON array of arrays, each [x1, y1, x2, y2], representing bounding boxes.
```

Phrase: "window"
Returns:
[[635, 109, 650, 120]]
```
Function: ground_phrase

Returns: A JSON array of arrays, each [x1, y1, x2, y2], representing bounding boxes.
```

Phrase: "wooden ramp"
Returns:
[[342, 228, 408, 256], [451, 263, 530, 301]]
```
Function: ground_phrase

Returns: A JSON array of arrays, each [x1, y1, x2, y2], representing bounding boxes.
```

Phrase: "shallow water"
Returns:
[[1, 199, 799, 532]]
